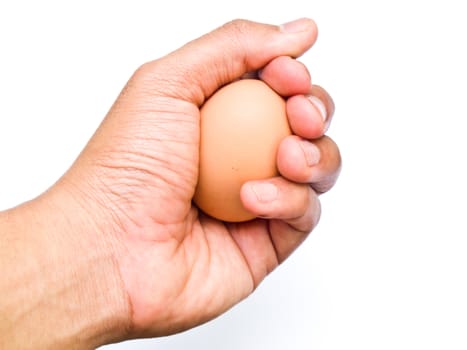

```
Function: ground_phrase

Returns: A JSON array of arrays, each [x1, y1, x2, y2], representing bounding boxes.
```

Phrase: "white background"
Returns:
[[1, 1, 466, 349]]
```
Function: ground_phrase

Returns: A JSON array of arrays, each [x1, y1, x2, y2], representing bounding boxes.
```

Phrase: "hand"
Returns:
[[0, 18, 341, 348]]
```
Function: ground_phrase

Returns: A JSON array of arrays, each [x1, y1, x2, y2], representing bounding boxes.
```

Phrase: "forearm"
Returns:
[[0, 187, 129, 349]]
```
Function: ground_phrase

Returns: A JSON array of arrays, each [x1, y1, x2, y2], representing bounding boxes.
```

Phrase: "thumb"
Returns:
[[135, 18, 318, 105]]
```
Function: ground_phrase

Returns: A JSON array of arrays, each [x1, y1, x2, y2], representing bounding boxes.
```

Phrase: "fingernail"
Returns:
[[307, 95, 327, 122], [280, 18, 313, 33], [251, 183, 278, 203], [298, 140, 320, 167]]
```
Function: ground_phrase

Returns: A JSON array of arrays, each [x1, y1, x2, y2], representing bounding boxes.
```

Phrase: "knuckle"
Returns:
[[128, 61, 158, 91], [222, 19, 252, 37], [219, 19, 251, 55], [134, 61, 152, 77]]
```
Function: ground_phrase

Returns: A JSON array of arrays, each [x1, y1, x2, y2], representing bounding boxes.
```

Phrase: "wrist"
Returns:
[[0, 183, 130, 349]]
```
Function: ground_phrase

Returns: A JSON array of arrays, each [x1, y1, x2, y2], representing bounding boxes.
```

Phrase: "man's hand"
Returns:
[[0, 18, 341, 349]]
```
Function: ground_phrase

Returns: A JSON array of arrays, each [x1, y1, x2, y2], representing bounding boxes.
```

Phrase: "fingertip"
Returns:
[[259, 56, 312, 96], [306, 136, 342, 193], [240, 181, 278, 218], [287, 95, 326, 139], [310, 85, 335, 128], [241, 177, 314, 224], [307, 95, 327, 123], [277, 135, 321, 183]]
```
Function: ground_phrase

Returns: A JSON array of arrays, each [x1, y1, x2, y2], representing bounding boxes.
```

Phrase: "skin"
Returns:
[[0, 18, 341, 349]]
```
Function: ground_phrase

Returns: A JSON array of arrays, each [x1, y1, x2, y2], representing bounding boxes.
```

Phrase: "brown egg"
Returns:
[[193, 79, 291, 222]]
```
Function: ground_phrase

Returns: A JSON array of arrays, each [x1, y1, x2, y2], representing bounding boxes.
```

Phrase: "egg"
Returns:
[[193, 79, 291, 222]]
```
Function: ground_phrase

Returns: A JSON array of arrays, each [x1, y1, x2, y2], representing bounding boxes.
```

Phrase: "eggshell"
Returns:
[[193, 79, 291, 222]]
